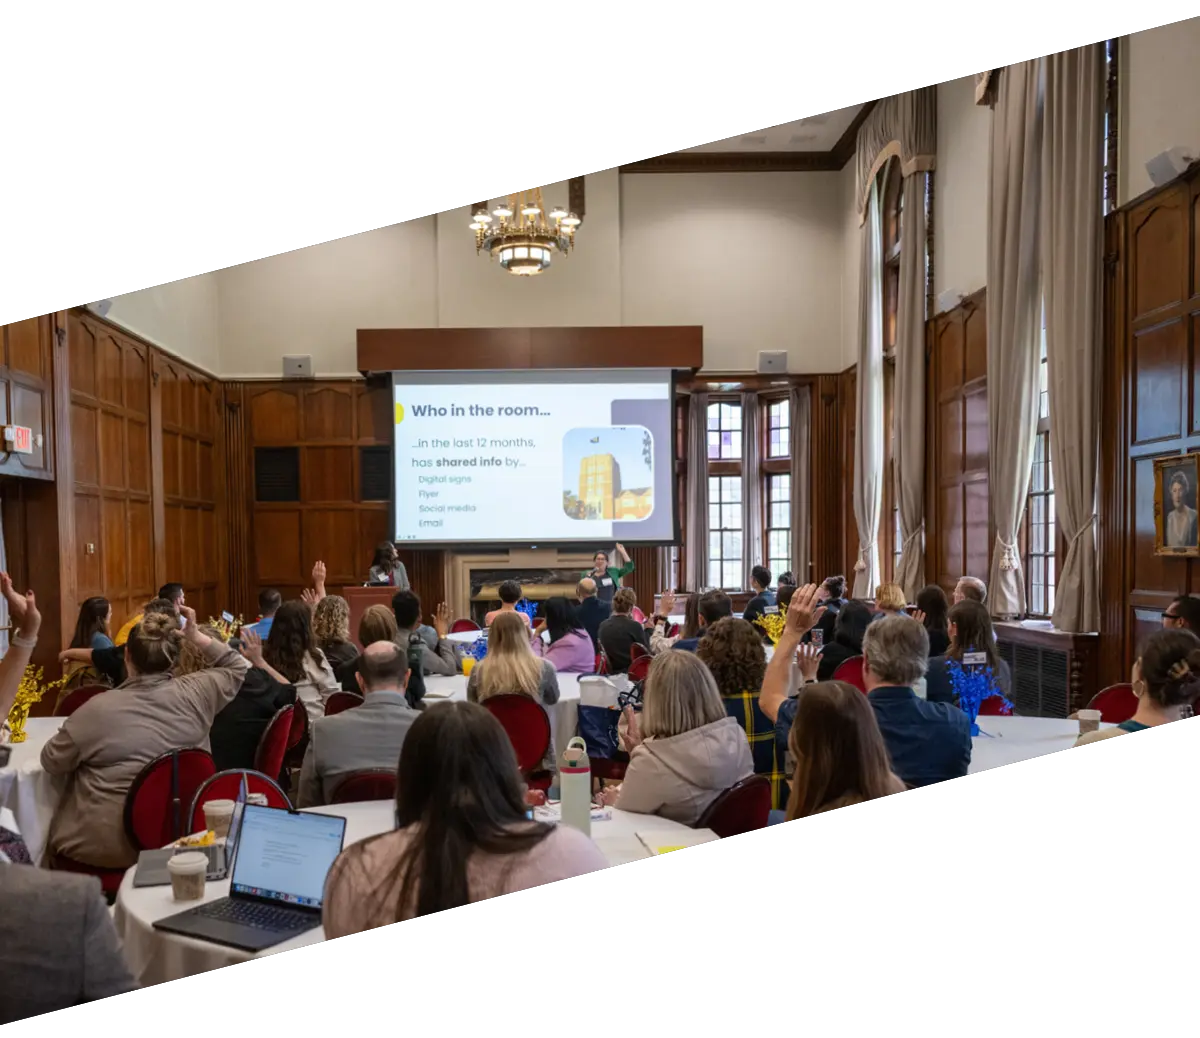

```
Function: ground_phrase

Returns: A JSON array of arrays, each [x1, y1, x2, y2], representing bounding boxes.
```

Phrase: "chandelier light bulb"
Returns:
[[562, 212, 581, 227], [493, 204, 514, 218], [549, 206, 567, 221]]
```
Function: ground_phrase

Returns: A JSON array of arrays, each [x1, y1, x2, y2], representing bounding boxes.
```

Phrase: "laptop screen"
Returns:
[[229, 806, 346, 909]]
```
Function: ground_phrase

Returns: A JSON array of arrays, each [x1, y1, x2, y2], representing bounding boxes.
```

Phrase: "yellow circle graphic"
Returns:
[[394, 402, 405, 424]]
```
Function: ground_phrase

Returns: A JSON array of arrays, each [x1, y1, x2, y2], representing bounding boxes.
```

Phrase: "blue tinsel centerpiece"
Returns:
[[946, 653, 1013, 736]]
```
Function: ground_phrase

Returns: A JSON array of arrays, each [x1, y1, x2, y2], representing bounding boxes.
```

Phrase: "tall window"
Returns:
[[764, 396, 791, 580], [1025, 305, 1056, 617], [707, 400, 743, 589]]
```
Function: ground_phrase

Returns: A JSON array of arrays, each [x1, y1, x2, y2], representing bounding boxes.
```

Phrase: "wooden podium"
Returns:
[[343, 586, 396, 647]]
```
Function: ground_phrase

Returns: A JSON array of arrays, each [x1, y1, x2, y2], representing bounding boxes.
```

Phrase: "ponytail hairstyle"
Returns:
[[1137, 628, 1200, 708], [127, 611, 182, 675]]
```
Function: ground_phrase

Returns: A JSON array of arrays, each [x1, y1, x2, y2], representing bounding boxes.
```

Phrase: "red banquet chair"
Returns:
[[978, 695, 1012, 717], [254, 704, 297, 781], [123, 747, 218, 853], [630, 643, 651, 663], [450, 618, 481, 634], [54, 684, 109, 718], [696, 775, 772, 838], [831, 656, 867, 693], [1086, 683, 1138, 724], [189, 769, 292, 834], [482, 695, 553, 792], [324, 691, 364, 717], [628, 654, 652, 683], [631, 606, 646, 624], [329, 769, 397, 804], [595, 652, 609, 675]]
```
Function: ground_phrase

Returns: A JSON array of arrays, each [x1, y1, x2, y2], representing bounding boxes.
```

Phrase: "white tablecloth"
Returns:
[[446, 629, 486, 645], [423, 672, 583, 766], [0, 716, 65, 864], [967, 715, 1107, 773], [112, 801, 708, 986]]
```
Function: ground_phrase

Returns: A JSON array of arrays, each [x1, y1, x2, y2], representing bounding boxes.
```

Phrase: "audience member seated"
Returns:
[[651, 590, 698, 653], [359, 603, 398, 645], [598, 651, 753, 825], [322, 700, 606, 932], [0, 864, 138, 1023], [874, 583, 907, 618], [486, 580, 530, 628], [467, 612, 561, 771], [298, 642, 418, 807], [244, 588, 281, 640], [674, 589, 734, 652], [368, 540, 411, 589], [696, 617, 787, 810], [313, 594, 360, 680], [777, 570, 795, 588], [808, 574, 847, 644], [60, 597, 177, 688], [392, 590, 458, 677], [58, 597, 115, 704], [582, 544, 634, 606], [924, 600, 1013, 705], [1162, 594, 1200, 632], [1076, 628, 1200, 746], [598, 588, 651, 674], [914, 584, 951, 656], [741, 565, 778, 636], [531, 597, 596, 673], [207, 628, 298, 771], [860, 614, 971, 788], [41, 608, 249, 870], [115, 582, 184, 646], [576, 578, 611, 650], [264, 601, 340, 725], [814, 600, 873, 680], [782, 680, 905, 821], [953, 575, 987, 605]]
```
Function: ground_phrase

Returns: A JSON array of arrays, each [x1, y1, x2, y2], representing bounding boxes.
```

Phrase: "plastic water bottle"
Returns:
[[558, 736, 592, 837]]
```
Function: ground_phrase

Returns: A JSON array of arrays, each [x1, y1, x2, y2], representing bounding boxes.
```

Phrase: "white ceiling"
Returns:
[[683, 105, 864, 153]]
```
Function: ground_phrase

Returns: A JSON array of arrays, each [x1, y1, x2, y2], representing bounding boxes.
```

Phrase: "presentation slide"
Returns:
[[392, 369, 675, 546]]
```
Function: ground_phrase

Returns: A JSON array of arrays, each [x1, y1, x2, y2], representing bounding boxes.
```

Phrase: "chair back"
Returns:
[[667, 623, 680, 638], [696, 775, 772, 838], [54, 684, 109, 718], [189, 769, 293, 834], [628, 654, 652, 683], [1087, 683, 1139, 723], [482, 694, 552, 774], [254, 704, 296, 779], [329, 769, 397, 804], [123, 748, 217, 851], [325, 691, 364, 716], [631, 606, 646, 624], [630, 643, 651, 662], [450, 618, 481, 634], [595, 652, 609, 675], [831, 655, 867, 692]]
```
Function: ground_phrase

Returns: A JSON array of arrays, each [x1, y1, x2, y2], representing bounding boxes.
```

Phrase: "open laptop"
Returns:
[[133, 777, 249, 888], [152, 805, 346, 952]]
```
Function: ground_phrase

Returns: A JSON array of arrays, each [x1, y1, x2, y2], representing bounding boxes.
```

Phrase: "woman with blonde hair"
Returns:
[[785, 681, 905, 819], [467, 611, 561, 771], [312, 594, 359, 680], [599, 651, 753, 825], [874, 583, 907, 618], [359, 603, 398, 646]]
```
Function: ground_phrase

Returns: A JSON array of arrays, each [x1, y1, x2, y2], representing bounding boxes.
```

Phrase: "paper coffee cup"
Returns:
[[1078, 709, 1102, 735], [203, 799, 236, 839], [168, 851, 209, 902]]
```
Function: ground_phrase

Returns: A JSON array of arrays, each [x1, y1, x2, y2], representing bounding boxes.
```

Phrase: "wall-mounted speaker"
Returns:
[[282, 355, 313, 379], [1146, 146, 1195, 188], [757, 350, 787, 374]]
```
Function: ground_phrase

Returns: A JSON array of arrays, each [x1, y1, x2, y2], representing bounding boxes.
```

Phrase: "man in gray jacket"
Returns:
[[297, 641, 418, 807], [0, 864, 138, 1022]]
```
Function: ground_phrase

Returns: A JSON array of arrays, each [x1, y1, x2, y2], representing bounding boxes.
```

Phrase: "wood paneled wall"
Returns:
[[926, 290, 990, 595], [1100, 164, 1200, 685], [809, 374, 846, 584]]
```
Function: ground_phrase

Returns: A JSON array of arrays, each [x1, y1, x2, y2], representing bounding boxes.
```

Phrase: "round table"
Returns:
[[0, 716, 65, 864], [112, 801, 709, 986], [967, 715, 1106, 773], [446, 629, 486, 645]]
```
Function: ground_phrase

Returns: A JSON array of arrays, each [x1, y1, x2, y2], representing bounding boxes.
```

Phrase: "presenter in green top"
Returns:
[[583, 544, 634, 606]]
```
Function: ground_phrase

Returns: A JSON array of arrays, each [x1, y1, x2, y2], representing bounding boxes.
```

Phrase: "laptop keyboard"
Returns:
[[192, 899, 314, 933]]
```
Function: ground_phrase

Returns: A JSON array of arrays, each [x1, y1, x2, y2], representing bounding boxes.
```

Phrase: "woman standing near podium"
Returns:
[[368, 541, 411, 589]]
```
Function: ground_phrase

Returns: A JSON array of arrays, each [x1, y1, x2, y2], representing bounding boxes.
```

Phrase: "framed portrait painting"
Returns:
[[1154, 454, 1200, 557]]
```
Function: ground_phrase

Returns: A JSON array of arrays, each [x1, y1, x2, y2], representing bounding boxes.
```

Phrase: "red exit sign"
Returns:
[[3, 425, 33, 454]]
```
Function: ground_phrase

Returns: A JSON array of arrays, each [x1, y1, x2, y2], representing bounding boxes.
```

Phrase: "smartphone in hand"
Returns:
[[811, 628, 824, 650]]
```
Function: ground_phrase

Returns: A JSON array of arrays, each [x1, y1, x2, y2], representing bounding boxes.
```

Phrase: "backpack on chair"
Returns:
[[405, 633, 427, 708]]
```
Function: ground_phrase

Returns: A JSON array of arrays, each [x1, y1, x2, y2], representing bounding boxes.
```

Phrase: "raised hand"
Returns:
[[240, 627, 265, 666], [660, 590, 677, 616], [434, 602, 451, 640], [178, 605, 200, 640], [784, 584, 826, 640], [0, 573, 27, 631], [300, 588, 319, 607], [311, 561, 327, 595], [913, 609, 927, 625], [796, 642, 823, 682], [622, 705, 643, 751]]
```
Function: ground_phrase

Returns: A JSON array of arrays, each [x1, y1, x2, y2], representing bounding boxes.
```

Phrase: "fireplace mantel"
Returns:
[[445, 549, 595, 622]]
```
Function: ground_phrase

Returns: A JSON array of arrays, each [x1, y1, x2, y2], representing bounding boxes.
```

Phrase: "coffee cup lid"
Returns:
[[204, 799, 235, 811], [1079, 709, 1102, 720], [169, 851, 209, 873]]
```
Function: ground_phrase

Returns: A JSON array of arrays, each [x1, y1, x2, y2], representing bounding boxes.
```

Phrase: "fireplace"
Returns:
[[444, 549, 594, 625], [468, 567, 582, 626]]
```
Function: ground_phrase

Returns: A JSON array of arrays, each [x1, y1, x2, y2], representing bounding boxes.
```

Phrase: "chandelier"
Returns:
[[471, 179, 584, 277]]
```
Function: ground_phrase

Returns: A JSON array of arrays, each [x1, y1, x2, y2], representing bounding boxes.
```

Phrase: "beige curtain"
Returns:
[[685, 392, 709, 590], [894, 171, 928, 601], [741, 392, 763, 576], [1044, 46, 1103, 633], [790, 385, 811, 584], [855, 89, 937, 221], [975, 71, 998, 106], [853, 181, 885, 598], [986, 61, 1044, 619]]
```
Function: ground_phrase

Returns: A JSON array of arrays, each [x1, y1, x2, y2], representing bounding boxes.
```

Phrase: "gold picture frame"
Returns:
[[1154, 454, 1200, 557]]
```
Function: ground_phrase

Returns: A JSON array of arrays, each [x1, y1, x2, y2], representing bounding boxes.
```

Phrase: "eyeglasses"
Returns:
[[1164, 612, 1181, 621]]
